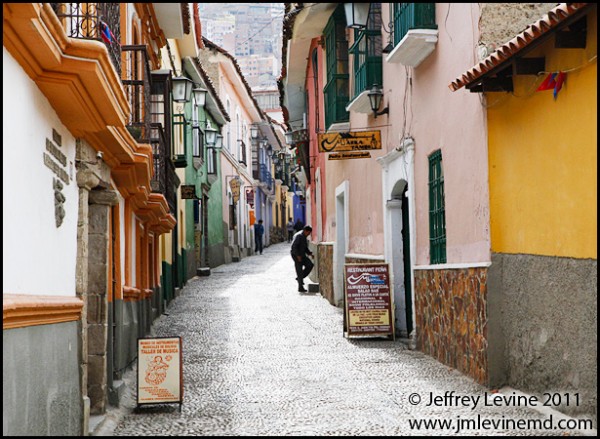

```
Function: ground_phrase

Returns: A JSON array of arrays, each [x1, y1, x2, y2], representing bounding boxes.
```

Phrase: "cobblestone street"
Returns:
[[95, 243, 594, 436]]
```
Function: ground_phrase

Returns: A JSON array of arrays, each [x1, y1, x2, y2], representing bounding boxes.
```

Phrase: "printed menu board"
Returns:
[[137, 337, 183, 406], [344, 263, 394, 339]]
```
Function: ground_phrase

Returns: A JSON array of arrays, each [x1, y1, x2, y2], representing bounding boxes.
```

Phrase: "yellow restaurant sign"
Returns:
[[318, 130, 381, 153]]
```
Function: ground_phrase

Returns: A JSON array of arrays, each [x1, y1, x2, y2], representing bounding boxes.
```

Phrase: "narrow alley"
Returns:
[[94, 243, 593, 436]]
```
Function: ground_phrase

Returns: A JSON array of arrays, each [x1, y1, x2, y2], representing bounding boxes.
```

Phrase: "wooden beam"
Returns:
[[514, 57, 545, 75]]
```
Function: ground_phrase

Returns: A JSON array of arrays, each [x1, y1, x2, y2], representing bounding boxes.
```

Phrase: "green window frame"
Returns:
[[428, 149, 446, 264], [172, 113, 188, 168], [323, 5, 349, 128], [392, 3, 437, 47], [350, 3, 382, 99]]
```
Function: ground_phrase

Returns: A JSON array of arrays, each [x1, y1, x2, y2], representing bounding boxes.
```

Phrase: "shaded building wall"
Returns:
[[3, 323, 82, 436]]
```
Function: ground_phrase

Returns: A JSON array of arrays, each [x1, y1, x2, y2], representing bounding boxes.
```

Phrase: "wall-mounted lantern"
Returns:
[[344, 3, 370, 29], [192, 87, 207, 107], [368, 83, 389, 118], [172, 76, 194, 103]]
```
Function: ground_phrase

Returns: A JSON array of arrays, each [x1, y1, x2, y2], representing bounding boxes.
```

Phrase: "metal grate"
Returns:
[[51, 3, 121, 76]]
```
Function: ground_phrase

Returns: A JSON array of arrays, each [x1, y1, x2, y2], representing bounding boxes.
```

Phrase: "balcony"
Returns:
[[122, 45, 152, 142], [51, 3, 121, 76], [259, 164, 273, 192], [386, 3, 438, 67], [150, 123, 177, 213]]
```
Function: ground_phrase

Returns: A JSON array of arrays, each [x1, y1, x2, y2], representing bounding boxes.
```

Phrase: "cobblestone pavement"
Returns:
[[96, 243, 595, 436]]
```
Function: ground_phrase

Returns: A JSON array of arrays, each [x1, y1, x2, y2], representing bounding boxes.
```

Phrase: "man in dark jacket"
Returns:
[[254, 219, 264, 254], [291, 225, 313, 292]]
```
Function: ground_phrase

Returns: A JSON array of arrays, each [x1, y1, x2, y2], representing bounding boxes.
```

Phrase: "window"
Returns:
[[350, 3, 382, 99], [323, 4, 349, 128], [392, 3, 437, 47], [428, 149, 446, 264], [192, 124, 203, 159]]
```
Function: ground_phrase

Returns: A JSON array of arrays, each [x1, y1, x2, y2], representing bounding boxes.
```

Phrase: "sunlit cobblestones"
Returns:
[[97, 243, 593, 436]]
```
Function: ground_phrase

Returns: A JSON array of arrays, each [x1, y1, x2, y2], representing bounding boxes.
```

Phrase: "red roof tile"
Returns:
[[449, 3, 592, 91]]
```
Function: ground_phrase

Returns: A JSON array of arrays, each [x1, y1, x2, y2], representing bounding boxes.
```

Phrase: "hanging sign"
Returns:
[[318, 130, 381, 153], [137, 337, 183, 407], [328, 151, 371, 160], [344, 263, 394, 339], [229, 177, 241, 203], [246, 187, 255, 208], [181, 185, 199, 199]]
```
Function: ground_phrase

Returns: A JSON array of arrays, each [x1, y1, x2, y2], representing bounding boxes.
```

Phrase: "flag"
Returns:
[[536, 72, 557, 91], [100, 20, 117, 45], [553, 71, 566, 99]]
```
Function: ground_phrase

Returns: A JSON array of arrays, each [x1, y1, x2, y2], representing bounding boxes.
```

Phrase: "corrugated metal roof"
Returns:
[[449, 3, 592, 92]]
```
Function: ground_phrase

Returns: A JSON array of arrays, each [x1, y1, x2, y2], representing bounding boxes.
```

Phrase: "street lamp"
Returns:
[[368, 83, 389, 118], [204, 119, 218, 146], [250, 124, 259, 139], [344, 3, 371, 29], [192, 87, 207, 107], [172, 76, 194, 103], [284, 129, 293, 145]]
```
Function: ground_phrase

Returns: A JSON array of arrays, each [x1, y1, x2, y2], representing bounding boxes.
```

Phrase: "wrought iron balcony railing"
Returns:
[[259, 163, 273, 192], [150, 123, 176, 213], [51, 3, 121, 76], [392, 3, 437, 46], [122, 45, 152, 142]]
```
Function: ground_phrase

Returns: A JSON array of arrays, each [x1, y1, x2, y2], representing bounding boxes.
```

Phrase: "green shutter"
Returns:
[[428, 149, 446, 264], [324, 5, 349, 128], [350, 4, 383, 99]]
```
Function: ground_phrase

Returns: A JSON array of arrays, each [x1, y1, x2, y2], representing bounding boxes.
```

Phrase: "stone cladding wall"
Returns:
[[414, 267, 488, 385]]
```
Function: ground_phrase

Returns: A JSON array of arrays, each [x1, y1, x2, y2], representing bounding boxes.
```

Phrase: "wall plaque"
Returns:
[[328, 151, 371, 160]]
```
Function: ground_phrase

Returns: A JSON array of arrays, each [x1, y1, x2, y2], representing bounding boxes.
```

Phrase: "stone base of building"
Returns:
[[414, 266, 488, 385]]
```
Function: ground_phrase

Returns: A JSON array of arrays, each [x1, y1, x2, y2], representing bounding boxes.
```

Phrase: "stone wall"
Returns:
[[317, 243, 334, 305], [414, 267, 488, 385], [478, 3, 556, 58]]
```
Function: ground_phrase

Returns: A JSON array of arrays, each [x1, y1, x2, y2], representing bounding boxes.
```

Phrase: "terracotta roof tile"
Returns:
[[449, 3, 591, 91]]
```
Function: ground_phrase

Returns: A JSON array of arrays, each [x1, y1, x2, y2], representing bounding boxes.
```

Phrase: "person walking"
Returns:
[[286, 218, 295, 243], [254, 219, 264, 254], [291, 225, 314, 292], [293, 218, 304, 233]]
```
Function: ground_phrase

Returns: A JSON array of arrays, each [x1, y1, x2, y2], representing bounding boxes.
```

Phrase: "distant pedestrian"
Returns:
[[286, 218, 295, 243], [254, 219, 264, 254], [293, 218, 304, 233], [291, 225, 314, 292]]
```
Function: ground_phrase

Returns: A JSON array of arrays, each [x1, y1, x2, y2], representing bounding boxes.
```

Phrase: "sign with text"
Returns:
[[137, 337, 183, 406], [318, 130, 381, 153], [344, 263, 394, 339], [328, 151, 371, 160], [181, 185, 199, 199]]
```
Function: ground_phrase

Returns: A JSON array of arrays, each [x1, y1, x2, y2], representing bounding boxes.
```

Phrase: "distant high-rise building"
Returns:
[[199, 3, 284, 89]]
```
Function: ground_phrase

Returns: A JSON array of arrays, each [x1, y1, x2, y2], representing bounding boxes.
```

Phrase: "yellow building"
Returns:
[[451, 3, 597, 420]]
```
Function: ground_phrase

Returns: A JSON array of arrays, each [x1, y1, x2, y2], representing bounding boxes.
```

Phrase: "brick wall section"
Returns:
[[414, 267, 488, 385], [317, 243, 334, 305]]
